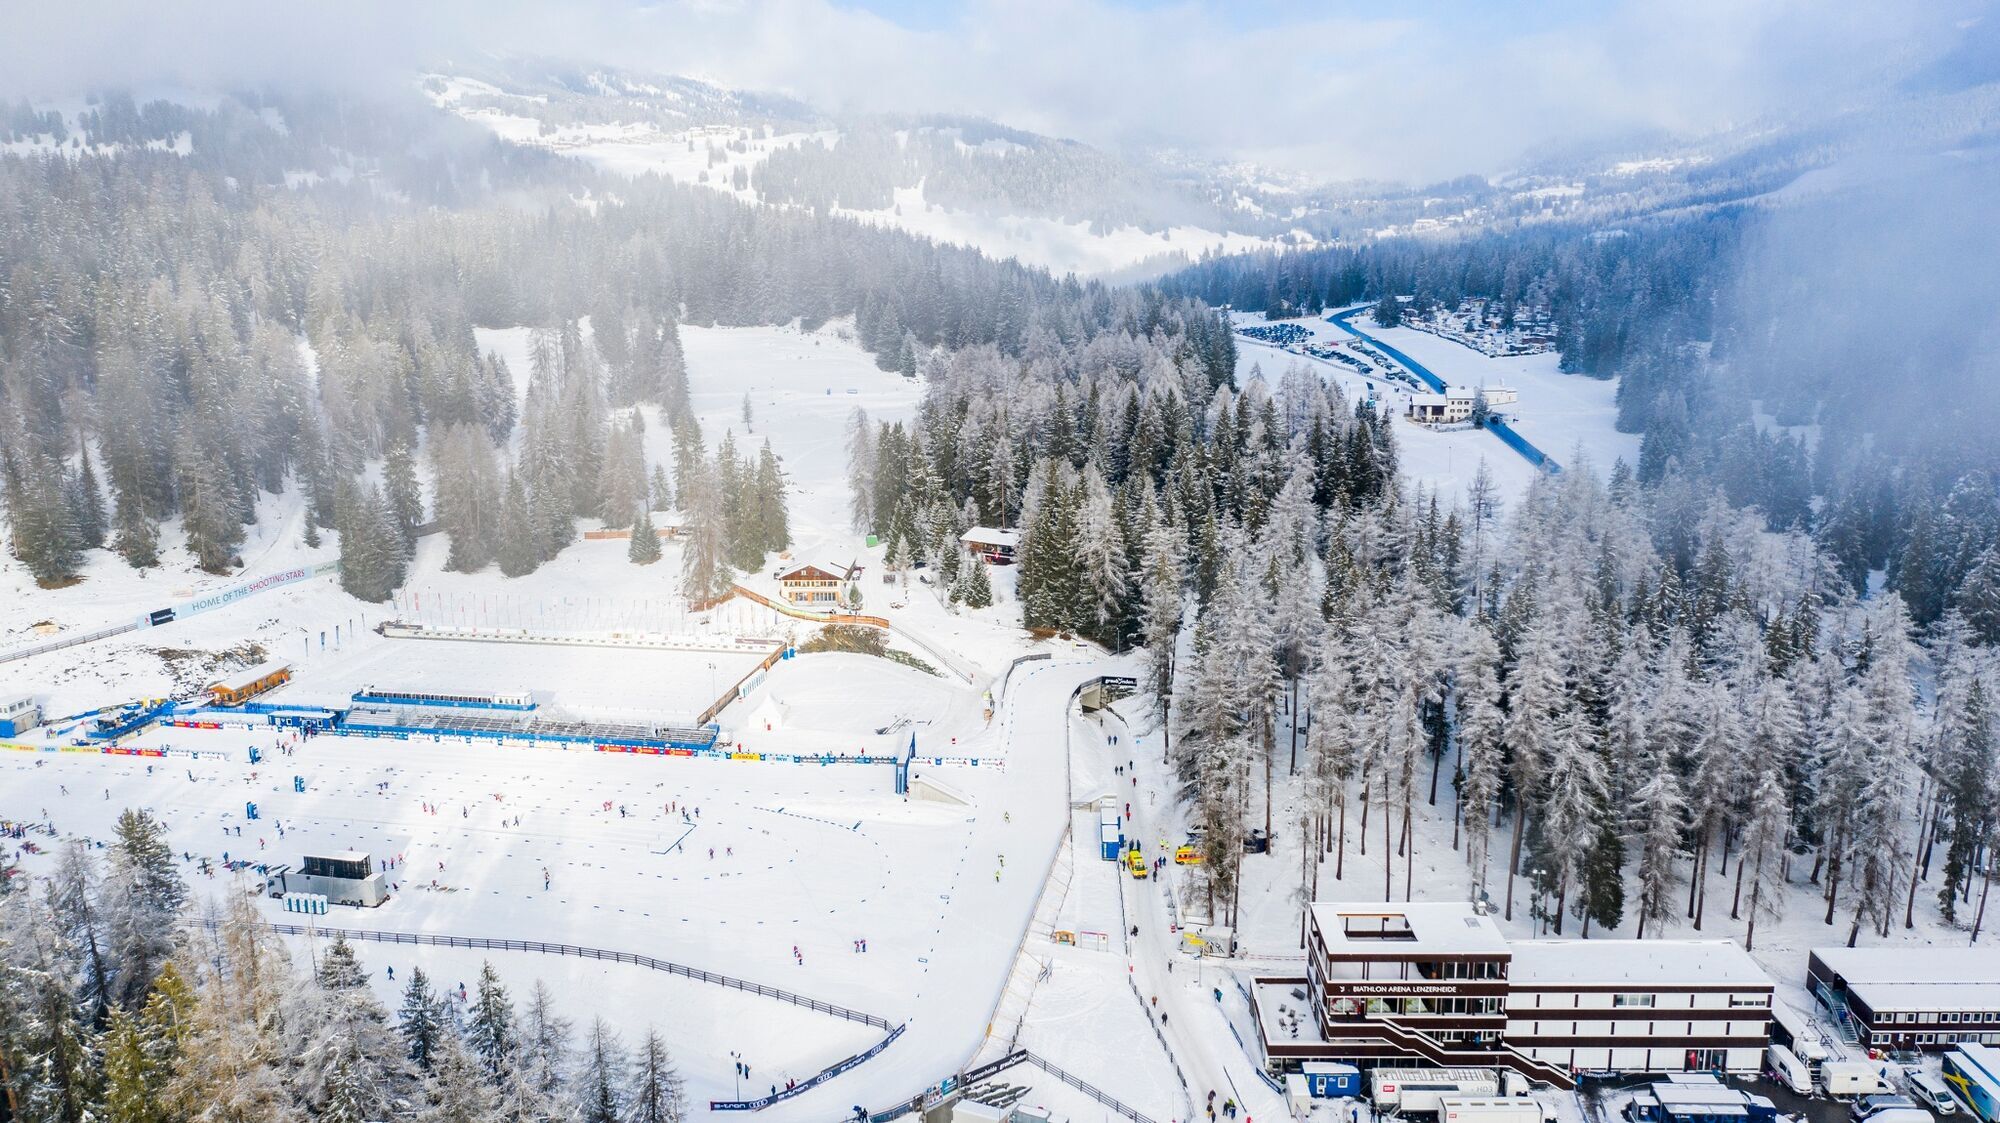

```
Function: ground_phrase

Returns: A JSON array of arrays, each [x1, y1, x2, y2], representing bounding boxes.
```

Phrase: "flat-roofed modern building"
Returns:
[[1252, 902, 1775, 1087], [1808, 947, 2000, 1051]]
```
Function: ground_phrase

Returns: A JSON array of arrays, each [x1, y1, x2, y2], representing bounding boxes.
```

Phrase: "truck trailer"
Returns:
[[1438, 1098, 1553, 1123], [1370, 1069, 1502, 1115], [1826, 1062, 1899, 1099]]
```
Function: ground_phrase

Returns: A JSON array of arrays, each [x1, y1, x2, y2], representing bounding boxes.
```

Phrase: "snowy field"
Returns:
[[1233, 316, 1541, 508], [2, 309, 1146, 1119], [260, 633, 765, 722], [831, 184, 1286, 281], [1356, 316, 1642, 477], [1233, 310, 1641, 506]]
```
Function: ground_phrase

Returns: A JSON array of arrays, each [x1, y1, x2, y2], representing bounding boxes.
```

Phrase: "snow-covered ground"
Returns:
[[832, 184, 1288, 281], [430, 75, 1299, 281], [1355, 316, 1641, 477], [2, 311, 1145, 1119], [1232, 310, 1640, 506], [1233, 315, 1540, 508], [261, 633, 764, 722]]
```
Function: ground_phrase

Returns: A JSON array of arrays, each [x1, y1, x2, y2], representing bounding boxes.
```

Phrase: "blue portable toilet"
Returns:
[[249, 746, 262, 764], [245, 801, 259, 820], [1302, 1063, 1362, 1099]]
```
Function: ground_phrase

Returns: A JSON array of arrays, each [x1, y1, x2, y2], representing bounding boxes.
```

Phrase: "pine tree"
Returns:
[[498, 472, 540, 578], [677, 454, 730, 602], [46, 840, 112, 1023], [398, 967, 445, 1072], [1739, 760, 1792, 951], [110, 472, 159, 568], [845, 407, 875, 533], [519, 980, 571, 1101], [574, 1018, 625, 1123], [1074, 464, 1130, 647], [174, 424, 244, 572], [960, 555, 994, 609], [1454, 622, 1506, 899], [629, 508, 662, 565], [102, 809, 187, 1008], [419, 1036, 499, 1123], [1630, 751, 1689, 937], [627, 1028, 686, 1123], [1936, 672, 1995, 921], [754, 440, 789, 555], [318, 933, 368, 989], [650, 465, 673, 512], [1956, 549, 2000, 645], [100, 1005, 166, 1123], [73, 445, 106, 551], [383, 441, 425, 547], [1139, 519, 1185, 739], [2, 905, 98, 1123], [465, 961, 517, 1082]]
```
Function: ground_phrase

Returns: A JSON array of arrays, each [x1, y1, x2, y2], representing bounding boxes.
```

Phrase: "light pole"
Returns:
[[708, 662, 717, 698], [730, 1051, 742, 1098]]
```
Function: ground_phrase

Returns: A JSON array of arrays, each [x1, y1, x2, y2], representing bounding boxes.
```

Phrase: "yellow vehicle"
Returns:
[[1174, 845, 1203, 866], [1127, 844, 1149, 879]]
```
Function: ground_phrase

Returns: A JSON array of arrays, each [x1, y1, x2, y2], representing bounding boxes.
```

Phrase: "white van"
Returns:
[[1905, 1071, 1959, 1115], [1768, 1044, 1815, 1095]]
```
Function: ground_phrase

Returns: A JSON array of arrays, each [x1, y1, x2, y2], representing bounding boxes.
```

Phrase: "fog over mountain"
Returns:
[[4, 6, 2000, 1122], [5, 0, 1989, 182]]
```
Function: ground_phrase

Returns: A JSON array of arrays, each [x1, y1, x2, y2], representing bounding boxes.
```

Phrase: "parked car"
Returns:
[[1903, 1072, 1959, 1115], [1852, 1095, 1917, 1122]]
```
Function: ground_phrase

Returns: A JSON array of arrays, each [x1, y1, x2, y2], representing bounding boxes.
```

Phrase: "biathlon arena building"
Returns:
[[1252, 902, 1776, 1087]]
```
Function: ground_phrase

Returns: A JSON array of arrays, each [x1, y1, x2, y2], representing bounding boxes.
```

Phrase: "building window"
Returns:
[[1729, 994, 1769, 1009], [1614, 994, 1657, 1008]]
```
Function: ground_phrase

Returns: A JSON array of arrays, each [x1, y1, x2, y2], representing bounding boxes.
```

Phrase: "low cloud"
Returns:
[[1, 0, 1985, 182]]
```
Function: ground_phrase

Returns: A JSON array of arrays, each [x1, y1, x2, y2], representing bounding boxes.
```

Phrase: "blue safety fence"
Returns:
[[334, 716, 722, 753], [351, 690, 537, 712], [1327, 309, 1447, 392], [1484, 418, 1561, 474], [710, 1024, 907, 1112]]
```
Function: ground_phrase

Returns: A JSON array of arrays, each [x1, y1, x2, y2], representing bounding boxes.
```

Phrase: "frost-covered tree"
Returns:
[[465, 961, 517, 1082], [101, 809, 186, 1009], [1073, 464, 1129, 646], [574, 1017, 625, 1123], [398, 967, 446, 1072], [1453, 622, 1505, 900], [628, 1027, 687, 1123], [1629, 751, 1689, 938]]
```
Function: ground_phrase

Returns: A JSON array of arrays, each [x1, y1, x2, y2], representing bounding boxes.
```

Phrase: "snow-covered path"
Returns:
[[1121, 784, 1286, 1123], [774, 654, 1130, 1120]]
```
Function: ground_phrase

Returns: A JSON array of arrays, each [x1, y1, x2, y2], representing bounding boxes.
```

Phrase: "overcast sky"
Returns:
[[2, 0, 1986, 182]]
